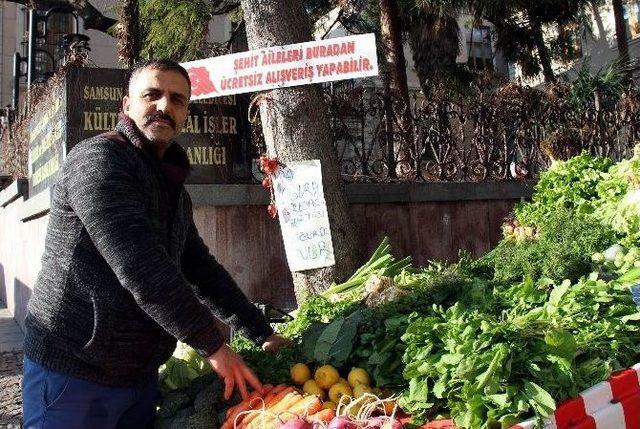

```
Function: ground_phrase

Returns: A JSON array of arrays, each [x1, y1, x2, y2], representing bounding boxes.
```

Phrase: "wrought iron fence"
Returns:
[[253, 83, 640, 182]]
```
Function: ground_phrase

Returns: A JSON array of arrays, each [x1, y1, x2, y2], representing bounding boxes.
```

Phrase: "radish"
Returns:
[[327, 416, 358, 429], [364, 417, 403, 429], [380, 418, 403, 429], [364, 417, 387, 428], [278, 418, 313, 429]]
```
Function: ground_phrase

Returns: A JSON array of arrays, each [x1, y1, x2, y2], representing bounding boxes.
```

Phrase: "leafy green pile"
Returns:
[[297, 259, 476, 388], [279, 295, 362, 340], [399, 275, 640, 428], [486, 207, 615, 283], [514, 153, 613, 227], [231, 151, 640, 429], [594, 156, 640, 246]]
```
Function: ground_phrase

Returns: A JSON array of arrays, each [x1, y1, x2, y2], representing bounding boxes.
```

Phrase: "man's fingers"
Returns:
[[235, 369, 250, 401], [242, 364, 263, 393], [224, 374, 234, 400]]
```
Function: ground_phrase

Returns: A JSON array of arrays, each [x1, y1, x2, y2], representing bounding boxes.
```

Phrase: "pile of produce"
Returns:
[[157, 150, 640, 429]]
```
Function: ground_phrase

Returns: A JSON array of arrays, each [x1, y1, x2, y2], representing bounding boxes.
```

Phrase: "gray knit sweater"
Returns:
[[24, 116, 273, 387]]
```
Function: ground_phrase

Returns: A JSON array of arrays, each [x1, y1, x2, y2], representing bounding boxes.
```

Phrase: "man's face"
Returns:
[[122, 67, 190, 145]]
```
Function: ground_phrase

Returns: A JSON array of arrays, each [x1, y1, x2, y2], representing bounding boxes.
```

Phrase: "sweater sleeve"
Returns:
[[181, 196, 274, 346], [64, 140, 225, 357]]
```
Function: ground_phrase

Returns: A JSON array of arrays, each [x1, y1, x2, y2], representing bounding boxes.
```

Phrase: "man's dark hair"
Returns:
[[126, 59, 191, 94]]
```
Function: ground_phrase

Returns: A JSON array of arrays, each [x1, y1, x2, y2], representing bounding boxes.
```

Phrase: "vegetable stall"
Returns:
[[156, 151, 640, 429]]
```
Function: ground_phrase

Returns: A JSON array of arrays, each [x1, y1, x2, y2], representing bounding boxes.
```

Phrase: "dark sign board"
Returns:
[[66, 67, 251, 183], [28, 67, 250, 195], [28, 83, 66, 196]]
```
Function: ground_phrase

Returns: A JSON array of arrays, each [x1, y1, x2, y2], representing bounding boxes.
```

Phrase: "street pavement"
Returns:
[[0, 304, 23, 428]]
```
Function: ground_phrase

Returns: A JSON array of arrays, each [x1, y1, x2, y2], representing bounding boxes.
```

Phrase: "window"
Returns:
[[466, 26, 493, 71]]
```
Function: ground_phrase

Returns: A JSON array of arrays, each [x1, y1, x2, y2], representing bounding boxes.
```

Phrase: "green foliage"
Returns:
[[278, 295, 362, 340], [514, 153, 613, 227], [478, 0, 591, 78], [593, 156, 640, 246], [298, 260, 477, 388], [568, 60, 627, 112], [301, 310, 366, 367], [399, 275, 640, 427], [351, 311, 411, 388], [156, 375, 226, 427], [230, 334, 301, 384], [139, 0, 218, 61], [490, 208, 615, 283]]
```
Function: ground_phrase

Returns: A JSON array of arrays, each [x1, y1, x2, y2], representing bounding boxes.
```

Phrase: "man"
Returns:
[[22, 59, 290, 429]]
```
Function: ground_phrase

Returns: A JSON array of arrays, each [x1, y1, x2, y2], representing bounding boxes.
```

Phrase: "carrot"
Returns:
[[266, 392, 304, 415], [264, 386, 297, 409], [280, 395, 323, 423], [244, 410, 273, 429], [259, 384, 286, 409], [307, 408, 336, 423], [228, 384, 275, 416], [243, 389, 301, 429], [222, 388, 273, 429], [239, 385, 288, 429], [269, 384, 289, 397], [254, 392, 304, 429]]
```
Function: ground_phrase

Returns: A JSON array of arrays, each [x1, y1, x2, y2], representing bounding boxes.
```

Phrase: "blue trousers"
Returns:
[[22, 357, 159, 429]]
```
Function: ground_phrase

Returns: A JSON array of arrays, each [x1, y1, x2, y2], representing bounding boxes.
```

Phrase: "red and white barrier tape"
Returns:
[[511, 363, 640, 429]]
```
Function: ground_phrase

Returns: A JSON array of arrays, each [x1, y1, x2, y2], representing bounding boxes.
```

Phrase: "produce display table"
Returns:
[[513, 363, 640, 429]]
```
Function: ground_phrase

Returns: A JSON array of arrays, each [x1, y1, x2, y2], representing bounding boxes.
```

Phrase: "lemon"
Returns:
[[303, 379, 326, 399], [347, 367, 370, 387], [352, 383, 372, 398], [290, 363, 311, 385], [328, 382, 353, 404], [337, 377, 350, 387], [314, 365, 340, 390]]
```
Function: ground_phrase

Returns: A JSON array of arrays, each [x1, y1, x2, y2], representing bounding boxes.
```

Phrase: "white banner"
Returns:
[[272, 160, 335, 272], [181, 33, 378, 99]]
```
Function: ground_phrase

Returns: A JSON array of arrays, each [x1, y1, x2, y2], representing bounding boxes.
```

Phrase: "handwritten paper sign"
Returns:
[[181, 33, 378, 99], [273, 160, 336, 272]]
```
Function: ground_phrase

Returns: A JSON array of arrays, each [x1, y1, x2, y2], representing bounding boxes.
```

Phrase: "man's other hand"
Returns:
[[261, 334, 294, 353], [207, 344, 262, 400]]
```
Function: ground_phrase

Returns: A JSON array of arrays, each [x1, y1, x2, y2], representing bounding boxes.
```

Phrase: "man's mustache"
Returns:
[[144, 112, 176, 130]]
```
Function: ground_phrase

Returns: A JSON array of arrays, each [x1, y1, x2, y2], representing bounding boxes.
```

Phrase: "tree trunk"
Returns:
[[379, 0, 410, 104], [531, 21, 555, 82], [239, 0, 363, 302], [590, 0, 608, 41], [117, 0, 140, 68], [379, 0, 414, 176], [612, 0, 632, 81]]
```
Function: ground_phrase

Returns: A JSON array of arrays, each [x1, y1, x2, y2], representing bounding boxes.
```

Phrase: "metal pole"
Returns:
[[12, 53, 21, 109], [27, 9, 37, 93]]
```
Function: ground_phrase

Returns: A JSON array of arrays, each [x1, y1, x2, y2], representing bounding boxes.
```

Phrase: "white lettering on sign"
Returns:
[[181, 33, 378, 99], [272, 160, 335, 272]]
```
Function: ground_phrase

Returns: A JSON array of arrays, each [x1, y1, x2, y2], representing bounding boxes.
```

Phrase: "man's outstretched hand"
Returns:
[[207, 344, 262, 400], [261, 334, 294, 353]]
